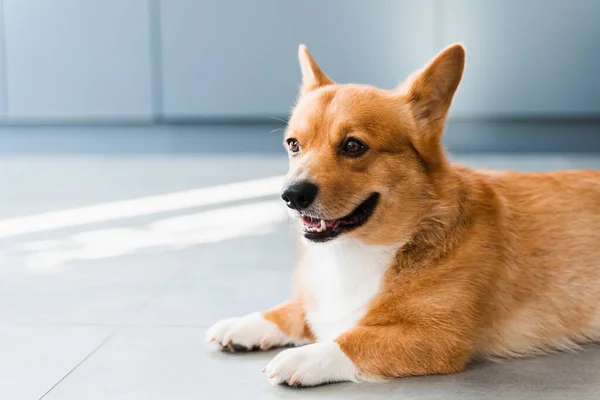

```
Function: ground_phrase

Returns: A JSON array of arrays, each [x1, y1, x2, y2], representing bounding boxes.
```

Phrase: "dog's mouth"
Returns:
[[300, 193, 380, 242]]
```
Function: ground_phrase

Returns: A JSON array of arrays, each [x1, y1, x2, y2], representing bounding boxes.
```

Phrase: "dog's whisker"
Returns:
[[269, 116, 289, 124]]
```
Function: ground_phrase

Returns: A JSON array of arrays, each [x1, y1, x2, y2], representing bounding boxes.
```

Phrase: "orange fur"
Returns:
[[210, 43, 600, 385], [263, 299, 315, 342]]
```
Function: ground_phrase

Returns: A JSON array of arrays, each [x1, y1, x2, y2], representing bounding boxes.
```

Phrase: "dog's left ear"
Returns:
[[398, 44, 465, 131], [298, 45, 334, 96]]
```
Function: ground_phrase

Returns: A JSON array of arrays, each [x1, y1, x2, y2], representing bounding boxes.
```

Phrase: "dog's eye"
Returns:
[[341, 138, 368, 157], [286, 138, 300, 154]]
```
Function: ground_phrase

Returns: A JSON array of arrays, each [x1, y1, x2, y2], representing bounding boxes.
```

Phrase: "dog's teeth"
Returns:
[[302, 218, 328, 234], [316, 219, 327, 232]]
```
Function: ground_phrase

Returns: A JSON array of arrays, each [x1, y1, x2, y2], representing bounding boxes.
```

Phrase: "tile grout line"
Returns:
[[37, 328, 120, 400], [36, 249, 202, 399]]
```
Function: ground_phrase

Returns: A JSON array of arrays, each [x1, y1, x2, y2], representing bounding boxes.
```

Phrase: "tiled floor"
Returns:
[[2, 153, 600, 400]]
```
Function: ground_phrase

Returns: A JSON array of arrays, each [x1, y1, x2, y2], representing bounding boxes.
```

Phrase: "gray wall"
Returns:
[[443, 0, 600, 118], [0, 0, 598, 123], [159, 0, 436, 118], [2, 0, 153, 120]]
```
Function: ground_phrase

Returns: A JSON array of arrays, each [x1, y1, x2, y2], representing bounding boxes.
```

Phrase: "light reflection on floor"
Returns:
[[0, 174, 288, 270], [7, 200, 286, 270], [0, 175, 285, 238]]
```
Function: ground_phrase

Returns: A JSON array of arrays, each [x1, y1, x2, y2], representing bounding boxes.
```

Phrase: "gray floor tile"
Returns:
[[41, 327, 393, 400], [0, 324, 113, 400], [0, 251, 182, 324], [377, 345, 600, 399], [130, 226, 298, 327], [39, 328, 600, 400]]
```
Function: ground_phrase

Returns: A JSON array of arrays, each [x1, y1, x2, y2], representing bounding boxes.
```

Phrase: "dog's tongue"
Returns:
[[302, 216, 321, 228]]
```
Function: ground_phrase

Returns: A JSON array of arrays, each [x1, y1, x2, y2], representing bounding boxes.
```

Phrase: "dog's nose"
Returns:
[[281, 181, 319, 210]]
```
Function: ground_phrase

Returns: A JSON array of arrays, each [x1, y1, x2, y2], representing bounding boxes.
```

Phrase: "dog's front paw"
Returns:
[[264, 342, 358, 387], [206, 312, 296, 352]]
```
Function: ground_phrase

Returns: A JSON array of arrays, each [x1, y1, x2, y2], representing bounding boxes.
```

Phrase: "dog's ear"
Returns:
[[398, 44, 465, 131], [298, 45, 334, 96], [396, 44, 465, 169]]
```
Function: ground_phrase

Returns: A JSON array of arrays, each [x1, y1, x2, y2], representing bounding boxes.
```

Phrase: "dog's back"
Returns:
[[471, 168, 600, 357]]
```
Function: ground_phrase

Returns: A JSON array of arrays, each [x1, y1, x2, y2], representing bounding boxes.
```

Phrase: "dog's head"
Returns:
[[281, 44, 465, 245]]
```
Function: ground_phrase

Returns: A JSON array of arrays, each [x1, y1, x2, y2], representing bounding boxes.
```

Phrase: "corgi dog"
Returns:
[[206, 43, 600, 387]]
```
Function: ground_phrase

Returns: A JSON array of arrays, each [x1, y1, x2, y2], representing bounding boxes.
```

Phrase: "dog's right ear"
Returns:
[[298, 45, 334, 96]]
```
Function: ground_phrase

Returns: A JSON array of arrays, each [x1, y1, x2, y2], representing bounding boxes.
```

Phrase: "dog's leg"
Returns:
[[206, 299, 313, 352], [264, 325, 471, 386]]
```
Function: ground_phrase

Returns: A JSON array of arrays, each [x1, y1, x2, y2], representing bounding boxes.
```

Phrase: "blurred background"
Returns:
[[2, 1, 600, 400], [0, 0, 599, 152]]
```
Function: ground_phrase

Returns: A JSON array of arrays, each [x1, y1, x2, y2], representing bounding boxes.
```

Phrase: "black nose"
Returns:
[[281, 181, 319, 210]]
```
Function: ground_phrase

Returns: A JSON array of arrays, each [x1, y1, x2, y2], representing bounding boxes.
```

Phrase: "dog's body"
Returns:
[[207, 44, 600, 386]]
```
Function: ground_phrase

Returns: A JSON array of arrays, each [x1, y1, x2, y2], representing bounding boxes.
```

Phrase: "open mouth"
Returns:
[[301, 193, 380, 242]]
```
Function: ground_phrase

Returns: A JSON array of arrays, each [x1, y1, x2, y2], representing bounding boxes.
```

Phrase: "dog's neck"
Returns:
[[399, 165, 476, 269]]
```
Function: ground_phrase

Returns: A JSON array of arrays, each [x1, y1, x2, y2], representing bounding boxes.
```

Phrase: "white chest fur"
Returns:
[[300, 239, 399, 342]]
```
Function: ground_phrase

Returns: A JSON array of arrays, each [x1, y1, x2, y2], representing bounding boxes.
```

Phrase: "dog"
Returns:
[[206, 43, 600, 387]]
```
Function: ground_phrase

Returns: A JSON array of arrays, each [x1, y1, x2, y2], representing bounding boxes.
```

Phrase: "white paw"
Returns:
[[264, 342, 358, 386], [205, 312, 305, 351]]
